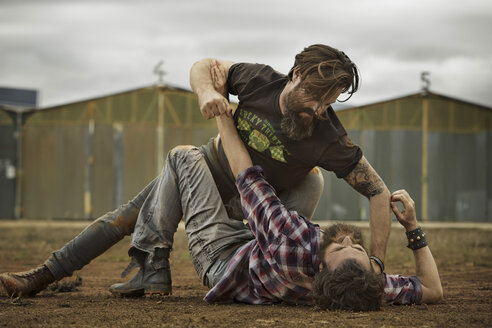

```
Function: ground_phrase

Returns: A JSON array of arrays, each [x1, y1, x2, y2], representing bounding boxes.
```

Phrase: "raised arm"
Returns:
[[343, 156, 391, 271], [215, 114, 252, 179], [190, 58, 235, 119], [391, 190, 443, 304]]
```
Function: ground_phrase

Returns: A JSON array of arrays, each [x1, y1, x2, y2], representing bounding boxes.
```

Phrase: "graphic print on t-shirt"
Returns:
[[236, 108, 291, 163]]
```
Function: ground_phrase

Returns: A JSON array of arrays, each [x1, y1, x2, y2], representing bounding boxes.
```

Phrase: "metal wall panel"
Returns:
[[0, 120, 16, 219], [122, 125, 157, 205], [22, 125, 87, 219], [315, 94, 491, 222], [314, 130, 422, 221], [427, 132, 488, 221], [91, 124, 115, 216]]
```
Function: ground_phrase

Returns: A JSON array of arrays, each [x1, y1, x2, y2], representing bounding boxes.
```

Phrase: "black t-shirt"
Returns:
[[216, 63, 362, 192]]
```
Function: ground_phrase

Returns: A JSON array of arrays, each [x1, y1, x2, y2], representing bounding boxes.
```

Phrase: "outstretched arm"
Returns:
[[343, 156, 391, 271], [215, 114, 252, 179], [190, 58, 234, 119], [205, 59, 252, 177], [391, 189, 443, 304]]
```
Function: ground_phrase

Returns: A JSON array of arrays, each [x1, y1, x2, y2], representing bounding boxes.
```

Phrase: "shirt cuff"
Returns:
[[408, 275, 423, 304], [236, 165, 264, 185]]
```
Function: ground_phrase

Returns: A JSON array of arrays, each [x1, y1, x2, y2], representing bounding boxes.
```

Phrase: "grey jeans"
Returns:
[[132, 145, 255, 283], [45, 141, 324, 285], [132, 144, 324, 284]]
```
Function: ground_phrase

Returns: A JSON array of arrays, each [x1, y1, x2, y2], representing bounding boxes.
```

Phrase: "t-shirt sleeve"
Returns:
[[384, 273, 423, 305], [318, 134, 362, 178], [227, 63, 283, 98]]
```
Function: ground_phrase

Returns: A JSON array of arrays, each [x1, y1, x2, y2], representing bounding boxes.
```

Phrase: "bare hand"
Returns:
[[211, 59, 228, 97], [198, 89, 230, 119], [391, 189, 419, 231]]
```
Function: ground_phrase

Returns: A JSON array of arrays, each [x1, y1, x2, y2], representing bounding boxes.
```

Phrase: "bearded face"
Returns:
[[280, 85, 317, 141]]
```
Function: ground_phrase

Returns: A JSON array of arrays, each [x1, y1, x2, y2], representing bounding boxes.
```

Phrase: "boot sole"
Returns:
[[109, 288, 145, 297], [109, 287, 172, 297], [145, 290, 172, 297]]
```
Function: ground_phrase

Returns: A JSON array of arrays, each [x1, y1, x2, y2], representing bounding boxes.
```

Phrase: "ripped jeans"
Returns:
[[45, 140, 324, 286]]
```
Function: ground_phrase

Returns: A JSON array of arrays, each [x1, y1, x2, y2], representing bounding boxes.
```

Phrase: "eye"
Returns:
[[353, 246, 365, 252]]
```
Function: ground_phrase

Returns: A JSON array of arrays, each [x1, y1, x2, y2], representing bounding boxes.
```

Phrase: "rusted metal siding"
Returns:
[[314, 93, 492, 222], [22, 124, 87, 218], [19, 86, 218, 219]]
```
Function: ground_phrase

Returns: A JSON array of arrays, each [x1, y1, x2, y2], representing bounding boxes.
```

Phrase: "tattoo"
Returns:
[[343, 158, 385, 198]]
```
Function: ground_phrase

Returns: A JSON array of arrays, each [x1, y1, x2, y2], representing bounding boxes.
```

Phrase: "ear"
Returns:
[[292, 66, 301, 84]]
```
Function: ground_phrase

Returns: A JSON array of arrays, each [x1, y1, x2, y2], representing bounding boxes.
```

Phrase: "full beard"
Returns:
[[280, 91, 316, 141]]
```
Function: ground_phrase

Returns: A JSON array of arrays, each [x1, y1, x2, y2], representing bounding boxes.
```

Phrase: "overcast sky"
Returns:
[[1, 0, 491, 109]]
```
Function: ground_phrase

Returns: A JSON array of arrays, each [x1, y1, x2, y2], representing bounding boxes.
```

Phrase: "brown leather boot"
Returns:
[[0, 265, 56, 297]]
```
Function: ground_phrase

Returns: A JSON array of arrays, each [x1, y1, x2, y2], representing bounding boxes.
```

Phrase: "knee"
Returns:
[[107, 203, 139, 235], [166, 145, 201, 171], [168, 145, 195, 159]]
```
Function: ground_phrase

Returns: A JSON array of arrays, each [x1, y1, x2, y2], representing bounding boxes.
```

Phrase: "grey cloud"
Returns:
[[0, 0, 491, 107]]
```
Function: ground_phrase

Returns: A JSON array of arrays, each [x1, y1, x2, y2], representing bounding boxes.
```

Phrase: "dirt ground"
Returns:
[[0, 220, 491, 328]]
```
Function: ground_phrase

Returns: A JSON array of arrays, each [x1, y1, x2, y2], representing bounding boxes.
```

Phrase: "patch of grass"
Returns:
[[474, 261, 492, 268], [0, 295, 33, 307], [13, 253, 35, 261], [46, 275, 82, 293]]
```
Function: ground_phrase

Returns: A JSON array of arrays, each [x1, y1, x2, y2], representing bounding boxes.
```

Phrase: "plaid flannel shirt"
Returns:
[[204, 166, 422, 305]]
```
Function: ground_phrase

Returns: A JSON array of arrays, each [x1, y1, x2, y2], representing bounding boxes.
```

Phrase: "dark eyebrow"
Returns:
[[351, 245, 365, 253], [330, 246, 345, 253]]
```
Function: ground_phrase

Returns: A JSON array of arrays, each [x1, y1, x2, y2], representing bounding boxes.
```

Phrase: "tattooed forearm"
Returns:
[[343, 157, 385, 198]]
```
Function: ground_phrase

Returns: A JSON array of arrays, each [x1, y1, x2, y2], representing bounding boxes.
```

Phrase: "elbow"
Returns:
[[422, 284, 444, 304], [434, 284, 444, 302], [192, 58, 213, 70]]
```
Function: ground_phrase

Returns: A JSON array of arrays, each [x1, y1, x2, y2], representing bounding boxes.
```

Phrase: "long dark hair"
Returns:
[[288, 44, 360, 104]]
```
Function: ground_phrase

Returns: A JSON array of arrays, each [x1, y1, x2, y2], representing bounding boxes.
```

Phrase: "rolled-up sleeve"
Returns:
[[384, 274, 423, 305]]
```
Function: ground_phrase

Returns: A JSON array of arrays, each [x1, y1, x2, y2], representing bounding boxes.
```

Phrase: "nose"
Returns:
[[341, 235, 353, 246]]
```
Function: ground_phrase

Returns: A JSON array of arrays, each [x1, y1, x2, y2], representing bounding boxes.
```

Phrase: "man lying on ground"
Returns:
[[1, 106, 442, 311], [201, 111, 443, 309]]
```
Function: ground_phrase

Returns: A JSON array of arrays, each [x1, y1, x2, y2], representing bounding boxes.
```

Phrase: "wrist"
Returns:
[[370, 256, 384, 274], [404, 221, 419, 232], [405, 226, 428, 250]]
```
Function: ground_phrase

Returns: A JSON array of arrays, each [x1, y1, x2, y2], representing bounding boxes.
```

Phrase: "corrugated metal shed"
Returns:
[[313, 91, 492, 222], [4, 85, 490, 222], [19, 85, 219, 219], [0, 87, 38, 219]]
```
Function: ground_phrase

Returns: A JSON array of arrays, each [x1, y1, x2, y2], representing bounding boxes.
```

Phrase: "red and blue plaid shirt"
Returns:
[[204, 166, 422, 305]]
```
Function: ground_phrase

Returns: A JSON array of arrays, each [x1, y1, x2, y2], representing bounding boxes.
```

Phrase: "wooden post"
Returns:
[[84, 102, 95, 219], [156, 87, 165, 174], [14, 111, 23, 219], [421, 98, 429, 222]]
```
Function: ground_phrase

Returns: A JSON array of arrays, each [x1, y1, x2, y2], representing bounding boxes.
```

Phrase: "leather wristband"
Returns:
[[406, 226, 428, 250]]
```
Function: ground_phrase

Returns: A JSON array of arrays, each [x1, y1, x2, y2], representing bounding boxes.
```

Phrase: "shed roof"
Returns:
[[343, 91, 491, 113]]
